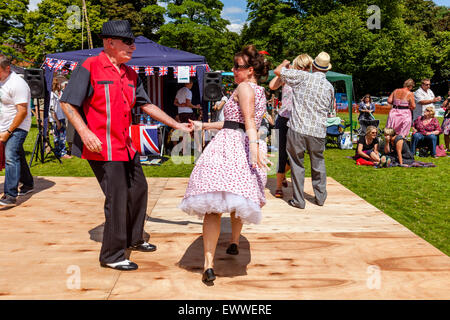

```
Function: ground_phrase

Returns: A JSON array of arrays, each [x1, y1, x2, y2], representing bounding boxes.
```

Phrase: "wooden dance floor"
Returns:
[[0, 176, 449, 300]]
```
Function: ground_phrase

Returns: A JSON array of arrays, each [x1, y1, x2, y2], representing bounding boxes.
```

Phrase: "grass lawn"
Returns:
[[3, 113, 449, 256]]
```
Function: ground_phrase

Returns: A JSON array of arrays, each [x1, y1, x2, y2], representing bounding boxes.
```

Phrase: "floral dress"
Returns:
[[179, 82, 267, 224]]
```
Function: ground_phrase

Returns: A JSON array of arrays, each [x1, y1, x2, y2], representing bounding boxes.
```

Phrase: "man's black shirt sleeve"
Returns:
[[60, 61, 93, 108], [135, 75, 152, 107]]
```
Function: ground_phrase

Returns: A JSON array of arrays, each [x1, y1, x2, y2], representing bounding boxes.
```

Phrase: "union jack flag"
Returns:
[[69, 61, 78, 71], [145, 66, 154, 76], [158, 66, 168, 76], [131, 66, 140, 74], [130, 124, 160, 155], [173, 66, 178, 78], [45, 58, 55, 69], [205, 64, 211, 72], [54, 60, 67, 71], [189, 65, 196, 77]]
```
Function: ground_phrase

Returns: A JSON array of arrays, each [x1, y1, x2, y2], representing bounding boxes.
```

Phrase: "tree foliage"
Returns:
[[0, 0, 447, 95], [0, 0, 29, 59], [157, 0, 239, 70], [24, 0, 106, 63], [89, 0, 165, 41], [243, 0, 445, 96]]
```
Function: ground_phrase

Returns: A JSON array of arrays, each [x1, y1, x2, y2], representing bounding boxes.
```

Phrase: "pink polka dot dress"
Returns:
[[179, 82, 267, 224]]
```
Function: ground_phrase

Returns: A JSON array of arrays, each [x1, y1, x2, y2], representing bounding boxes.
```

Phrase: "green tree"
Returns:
[[0, 0, 29, 59], [403, 0, 450, 93], [244, 0, 440, 96], [24, 0, 106, 62], [241, 0, 300, 65], [157, 0, 239, 71], [89, 0, 165, 41]]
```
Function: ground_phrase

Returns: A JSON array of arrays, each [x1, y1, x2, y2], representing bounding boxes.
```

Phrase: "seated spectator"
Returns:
[[410, 106, 442, 158], [355, 125, 380, 165], [382, 128, 415, 167], [440, 90, 450, 151], [358, 94, 375, 121]]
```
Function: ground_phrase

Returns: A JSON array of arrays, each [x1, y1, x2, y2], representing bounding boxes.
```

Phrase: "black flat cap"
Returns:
[[100, 20, 135, 39]]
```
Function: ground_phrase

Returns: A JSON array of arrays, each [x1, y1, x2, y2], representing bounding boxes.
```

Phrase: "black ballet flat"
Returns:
[[202, 268, 216, 282], [226, 243, 239, 255]]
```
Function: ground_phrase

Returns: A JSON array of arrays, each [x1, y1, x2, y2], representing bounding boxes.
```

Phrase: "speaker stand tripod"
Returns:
[[29, 100, 62, 166]]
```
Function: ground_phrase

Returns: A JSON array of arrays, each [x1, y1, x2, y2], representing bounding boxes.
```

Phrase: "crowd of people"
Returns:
[[0, 19, 447, 286], [353, 77, 448, 167]]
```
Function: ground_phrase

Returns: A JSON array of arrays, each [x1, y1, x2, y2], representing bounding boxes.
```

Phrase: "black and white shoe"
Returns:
[[18, 185, 34, 196], [100, 259, 138, 271], [0, 194, 16, 207], [129, 241, 157, 252]]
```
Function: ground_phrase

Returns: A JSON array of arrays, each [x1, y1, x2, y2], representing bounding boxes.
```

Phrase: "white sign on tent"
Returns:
[[177, 66, 190, 83]]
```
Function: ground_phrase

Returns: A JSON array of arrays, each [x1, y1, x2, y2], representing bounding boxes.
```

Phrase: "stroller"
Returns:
[[354, 113, 381, 138]]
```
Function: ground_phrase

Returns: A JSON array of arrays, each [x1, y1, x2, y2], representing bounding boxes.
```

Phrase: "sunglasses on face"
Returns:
[[111, 37, 135, 46], [233, 63, 250, 70]]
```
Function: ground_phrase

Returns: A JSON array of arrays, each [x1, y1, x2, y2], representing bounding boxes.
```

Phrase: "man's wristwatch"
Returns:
[[6, 129, 12, 134]]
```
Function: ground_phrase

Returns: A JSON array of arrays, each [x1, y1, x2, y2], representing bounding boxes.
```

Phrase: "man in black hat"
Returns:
[[60, 20, 193, 271]]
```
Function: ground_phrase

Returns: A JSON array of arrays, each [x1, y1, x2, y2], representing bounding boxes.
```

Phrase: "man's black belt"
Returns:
[[393, 105, 409, 109], [223, 121, 246, 130]]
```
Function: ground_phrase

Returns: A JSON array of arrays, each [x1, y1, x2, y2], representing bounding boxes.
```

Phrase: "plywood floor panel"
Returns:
[[0, 176, 448, 300]]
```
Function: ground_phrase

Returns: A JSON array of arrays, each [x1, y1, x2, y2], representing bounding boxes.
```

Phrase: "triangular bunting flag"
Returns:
[[173, 66, 178, 78], [69, 61, 78, 71], [131, 66, 140, 74], [159, 66, 168, 76], [45, 58, 55, 69], [145, 66, 154, 76], [54, 60, 67, 71], [189, 65, 196, 77]]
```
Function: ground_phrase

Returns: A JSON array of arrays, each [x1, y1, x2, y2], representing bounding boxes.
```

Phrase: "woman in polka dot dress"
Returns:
[[179, 45, 271, 283]]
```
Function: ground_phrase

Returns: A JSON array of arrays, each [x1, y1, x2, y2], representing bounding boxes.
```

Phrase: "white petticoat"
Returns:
[[179, 191, 262, 225]]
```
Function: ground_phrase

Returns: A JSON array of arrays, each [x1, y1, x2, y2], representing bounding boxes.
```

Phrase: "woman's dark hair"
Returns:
[[235, 45, 270, 81], [362, 94, 372, 103]]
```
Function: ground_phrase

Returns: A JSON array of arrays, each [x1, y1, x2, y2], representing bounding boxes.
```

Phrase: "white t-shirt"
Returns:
[[49, 91, 66, 121], [414, 87, 435, 121], [175, 86, 193, 114], [0, 71, 32, 132], [214, 95, 227, 122]]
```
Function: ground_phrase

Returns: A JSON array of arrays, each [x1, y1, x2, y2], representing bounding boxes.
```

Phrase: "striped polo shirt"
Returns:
[[60, 51, 151, 161]]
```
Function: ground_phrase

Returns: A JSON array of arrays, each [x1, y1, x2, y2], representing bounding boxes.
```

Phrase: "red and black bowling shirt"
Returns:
[[60, 51, 151, 161]]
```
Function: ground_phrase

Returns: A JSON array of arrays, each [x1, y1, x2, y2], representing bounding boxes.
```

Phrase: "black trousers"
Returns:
[[88, 153, 148, 264], [275, 115, 290, 174]]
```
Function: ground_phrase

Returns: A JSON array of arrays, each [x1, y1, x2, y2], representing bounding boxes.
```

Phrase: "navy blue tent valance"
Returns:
[[42, 36, 210, 127]]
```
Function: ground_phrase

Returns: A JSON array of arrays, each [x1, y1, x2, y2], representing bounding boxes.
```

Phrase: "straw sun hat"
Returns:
[[312, 52, 332, 71]]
